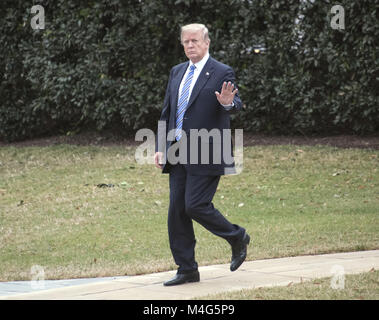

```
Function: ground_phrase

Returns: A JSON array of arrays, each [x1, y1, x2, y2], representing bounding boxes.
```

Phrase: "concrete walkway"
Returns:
[[1, 250, 378, 300]]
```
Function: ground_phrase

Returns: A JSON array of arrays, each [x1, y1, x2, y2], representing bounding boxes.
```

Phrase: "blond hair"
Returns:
[[181, 23, 210, 42]]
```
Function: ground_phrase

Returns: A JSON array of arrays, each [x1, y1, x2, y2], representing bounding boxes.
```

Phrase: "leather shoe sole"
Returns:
[[163, 271, 200, 286]]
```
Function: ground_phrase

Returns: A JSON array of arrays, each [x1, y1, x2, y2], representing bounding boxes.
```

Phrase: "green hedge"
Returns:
[[0, 0, 378, 141]]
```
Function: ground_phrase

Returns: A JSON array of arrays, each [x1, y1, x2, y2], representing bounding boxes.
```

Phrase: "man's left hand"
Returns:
[[215, 81, 238, 105]]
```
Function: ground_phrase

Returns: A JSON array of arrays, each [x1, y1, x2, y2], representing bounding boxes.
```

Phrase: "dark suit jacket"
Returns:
[[156, 56, 242, 176]]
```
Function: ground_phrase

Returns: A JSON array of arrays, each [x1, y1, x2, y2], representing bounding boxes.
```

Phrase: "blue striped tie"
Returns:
[[175, 64, 196, 141]]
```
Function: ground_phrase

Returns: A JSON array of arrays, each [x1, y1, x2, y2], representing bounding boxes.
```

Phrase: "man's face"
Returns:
[[181, 30, 209, 63]]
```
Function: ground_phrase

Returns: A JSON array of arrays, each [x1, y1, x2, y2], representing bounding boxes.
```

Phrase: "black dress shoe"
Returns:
[[230, 233, 251, 271], [163, 271, 200, 286]]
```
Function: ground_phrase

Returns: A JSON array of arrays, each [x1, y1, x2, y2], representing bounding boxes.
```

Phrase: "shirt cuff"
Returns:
[[221, 101, 235, 111]]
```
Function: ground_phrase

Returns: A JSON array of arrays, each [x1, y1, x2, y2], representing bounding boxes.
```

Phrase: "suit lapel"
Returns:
[[168, 62, 188, 129], [186, 57, 214, 111], [171, 62, 189, 108]]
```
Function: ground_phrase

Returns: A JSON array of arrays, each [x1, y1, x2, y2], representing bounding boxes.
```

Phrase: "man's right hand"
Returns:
[[154, 152, 163, 169]]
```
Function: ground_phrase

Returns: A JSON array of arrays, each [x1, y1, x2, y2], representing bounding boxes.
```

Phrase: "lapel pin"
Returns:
[[206, 72, 210, 77]]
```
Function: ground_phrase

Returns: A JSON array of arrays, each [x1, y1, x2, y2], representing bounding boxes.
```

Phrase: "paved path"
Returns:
[[1, 250, 378, 300]]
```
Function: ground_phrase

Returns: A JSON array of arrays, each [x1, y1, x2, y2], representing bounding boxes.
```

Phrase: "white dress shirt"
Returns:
[[178, 52, 209, 104]]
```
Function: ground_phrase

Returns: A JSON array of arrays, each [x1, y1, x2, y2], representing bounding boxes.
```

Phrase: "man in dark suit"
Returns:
[[154, 23, 250, 286]]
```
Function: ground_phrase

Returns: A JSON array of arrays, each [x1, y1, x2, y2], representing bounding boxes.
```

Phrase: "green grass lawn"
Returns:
[[198, 270, 379, 300], [0, 144, 378, 281]]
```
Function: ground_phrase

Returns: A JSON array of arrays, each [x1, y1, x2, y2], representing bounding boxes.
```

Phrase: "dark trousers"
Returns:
[[168, 163, 245, 274]]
